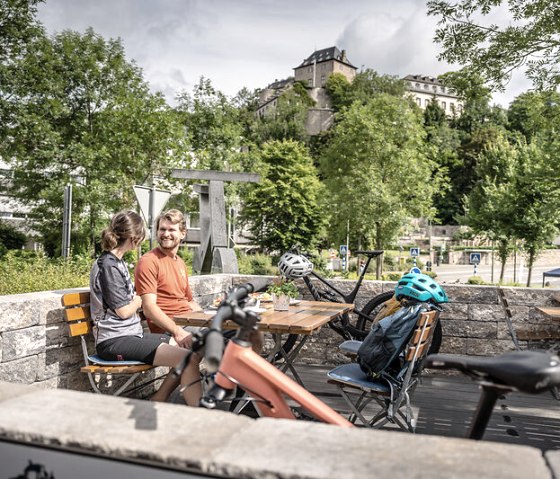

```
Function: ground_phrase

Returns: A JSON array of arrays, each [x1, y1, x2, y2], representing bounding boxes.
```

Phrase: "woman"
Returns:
[[89, 210, 201, 406]]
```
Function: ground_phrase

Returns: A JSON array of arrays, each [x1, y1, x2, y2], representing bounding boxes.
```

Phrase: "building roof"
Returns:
[[294, 46, 357, 70]]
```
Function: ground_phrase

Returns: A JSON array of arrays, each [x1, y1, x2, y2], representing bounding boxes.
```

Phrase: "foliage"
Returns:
[[427, 0, 560, 91], [237, 252, 277, 276], [251, 84, 313, 144], [239, 140, 325, 253], [325, 69, 406, 112], [320, 94, 440, 263], [0, 251, 90, 295], [3, 26, 189, 256], [267, 277, 299, 298], [508, 91, 560, 143], [467, 275, 488, 285], [0, 220, 26, 251]]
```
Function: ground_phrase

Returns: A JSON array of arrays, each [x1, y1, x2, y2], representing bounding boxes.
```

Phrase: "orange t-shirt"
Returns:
[[135, 248, 194, 333]]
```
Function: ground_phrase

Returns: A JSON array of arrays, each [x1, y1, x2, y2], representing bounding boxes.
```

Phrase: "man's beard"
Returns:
[[158, 237, 181, 250]]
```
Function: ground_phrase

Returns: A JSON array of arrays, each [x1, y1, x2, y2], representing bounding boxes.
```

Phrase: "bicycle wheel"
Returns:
[[354, 290, 395, 333]]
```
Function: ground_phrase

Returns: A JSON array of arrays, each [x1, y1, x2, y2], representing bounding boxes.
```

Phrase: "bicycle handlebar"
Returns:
[[205, 277, 271, 372]]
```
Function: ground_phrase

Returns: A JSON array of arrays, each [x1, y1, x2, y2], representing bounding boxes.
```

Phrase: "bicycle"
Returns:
[[279, 249, 443, 356], [175, 279, 353, 425], [425, 350, 560, 439], [176, 280, 560, 440]]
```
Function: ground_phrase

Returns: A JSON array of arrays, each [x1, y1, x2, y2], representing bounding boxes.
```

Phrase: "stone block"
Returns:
[[191, 273, 232, 296], [441, 320, 469, 338], [502, 286, 557, 306], [466, 338, 516, 356], [466, 321, 498, 339], [2, 326, 46, 361], [36, 346, 84, 381], [440, 337, 467, 354], [469, 303, 505, 322], [443, 284, 499, 304], [0, 355, 39, 383], [509, 305, 532, 322], [440, 302, 468, 320]]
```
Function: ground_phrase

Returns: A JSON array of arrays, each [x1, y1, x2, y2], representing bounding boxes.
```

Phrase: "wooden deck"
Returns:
[[295, 364, 560, 451]]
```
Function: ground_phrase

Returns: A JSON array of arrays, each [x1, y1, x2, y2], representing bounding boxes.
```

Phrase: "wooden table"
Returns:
[[175, 300, 354, 386]]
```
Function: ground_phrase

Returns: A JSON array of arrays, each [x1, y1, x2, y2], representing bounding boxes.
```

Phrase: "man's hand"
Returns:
[[172, 326, 193, 348]]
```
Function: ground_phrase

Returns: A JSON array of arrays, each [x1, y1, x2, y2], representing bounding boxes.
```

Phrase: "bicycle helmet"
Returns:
[[395, 273, 448, 303], [278, 252, 313, 279]]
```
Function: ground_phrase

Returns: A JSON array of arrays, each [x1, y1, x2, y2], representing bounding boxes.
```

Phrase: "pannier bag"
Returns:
[[357, 302, 426, 378]]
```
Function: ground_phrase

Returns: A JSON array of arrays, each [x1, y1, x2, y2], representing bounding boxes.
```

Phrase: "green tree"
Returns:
[[512, 142, 560, 286], [3, 28, 188, 255], [239, 140, 325, 253], [0, 220, 26, 251], [463, 130, 518, 281], [508, 91, 560, 143], [252, 83, 314, 144], [320, 94, 440, 277], [325, 69, 406, 112], [427, 0, 560, 91]]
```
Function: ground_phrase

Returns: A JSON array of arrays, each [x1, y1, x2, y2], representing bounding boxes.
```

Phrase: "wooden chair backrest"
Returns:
[[405, 310, 439, 361], [61, 292, 92, 338]]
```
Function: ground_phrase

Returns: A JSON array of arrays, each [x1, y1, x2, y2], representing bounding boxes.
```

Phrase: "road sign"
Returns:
[[470, 252, 481, 265], [409, 267, 422, 274], [133, 185, 171, 224], [339, 244, 348, 256], [410, 247, 420, 257]]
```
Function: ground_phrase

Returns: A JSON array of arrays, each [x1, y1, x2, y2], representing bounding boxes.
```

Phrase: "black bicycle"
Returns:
[[426, 350, 560, 439], [277, 249, 443, 359]]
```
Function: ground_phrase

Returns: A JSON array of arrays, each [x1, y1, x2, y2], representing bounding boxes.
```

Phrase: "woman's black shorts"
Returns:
[[96, 333, 171, 364]]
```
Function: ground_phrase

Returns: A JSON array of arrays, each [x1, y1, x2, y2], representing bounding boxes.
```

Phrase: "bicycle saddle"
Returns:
[[354, 250, 383, 258], [426, 350, 560, 394]]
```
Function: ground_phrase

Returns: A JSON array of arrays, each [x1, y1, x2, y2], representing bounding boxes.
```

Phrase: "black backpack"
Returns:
[[357, 302, 426, 378]]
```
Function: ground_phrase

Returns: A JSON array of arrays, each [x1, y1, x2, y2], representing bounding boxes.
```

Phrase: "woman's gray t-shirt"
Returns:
[[89, 251, 143, 345]]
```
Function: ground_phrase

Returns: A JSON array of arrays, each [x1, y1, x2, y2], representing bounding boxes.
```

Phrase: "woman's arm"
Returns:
[[114, 294, 142, 319]]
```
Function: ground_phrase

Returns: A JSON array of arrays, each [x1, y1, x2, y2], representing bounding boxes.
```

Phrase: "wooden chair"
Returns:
[[62, 291, 156, 396], [327, 309, 440, 432]]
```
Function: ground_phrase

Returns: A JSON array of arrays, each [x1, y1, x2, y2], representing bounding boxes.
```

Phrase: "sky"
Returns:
[[35, 0, 531, 107]]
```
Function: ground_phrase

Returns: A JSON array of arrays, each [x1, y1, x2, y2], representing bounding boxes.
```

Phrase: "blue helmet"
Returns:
[[395, 273, 448, 303]]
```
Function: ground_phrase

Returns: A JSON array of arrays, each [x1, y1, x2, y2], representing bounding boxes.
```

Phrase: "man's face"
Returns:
[[157, 219, 186, 251]]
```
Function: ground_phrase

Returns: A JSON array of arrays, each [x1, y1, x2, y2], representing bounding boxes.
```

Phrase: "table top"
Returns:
[[174, 300, 354, 334]]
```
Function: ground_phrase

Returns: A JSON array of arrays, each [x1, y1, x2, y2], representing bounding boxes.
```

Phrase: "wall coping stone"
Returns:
[[0, 381, 553, 479]]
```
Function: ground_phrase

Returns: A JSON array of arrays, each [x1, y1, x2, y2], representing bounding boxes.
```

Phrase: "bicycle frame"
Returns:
[[211, 338, 353, 426]]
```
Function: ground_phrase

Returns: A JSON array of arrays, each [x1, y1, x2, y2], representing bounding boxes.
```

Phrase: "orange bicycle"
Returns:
[[174, 279, 352, 425]]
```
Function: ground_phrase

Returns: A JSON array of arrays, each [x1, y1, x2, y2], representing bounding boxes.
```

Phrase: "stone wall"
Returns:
[[1, 274, 559, 392]]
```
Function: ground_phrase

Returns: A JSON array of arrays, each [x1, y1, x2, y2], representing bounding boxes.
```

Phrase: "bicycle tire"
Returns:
[[355, 290, 443, 355]]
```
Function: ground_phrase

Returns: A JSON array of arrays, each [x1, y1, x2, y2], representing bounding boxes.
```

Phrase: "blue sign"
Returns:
[[339, 244, 348, 256], [410, 247, 420, 257], [470, 252, 481, 264], [409, 267, 422, 274]]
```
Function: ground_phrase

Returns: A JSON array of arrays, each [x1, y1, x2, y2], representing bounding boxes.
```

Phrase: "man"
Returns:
[[135, 209, 201, 401]]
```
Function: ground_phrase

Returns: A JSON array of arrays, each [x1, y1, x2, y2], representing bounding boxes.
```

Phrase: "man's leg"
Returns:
[[150, 370, 180, 402]]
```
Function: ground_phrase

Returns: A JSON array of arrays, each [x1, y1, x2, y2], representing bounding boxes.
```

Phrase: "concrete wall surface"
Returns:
[[0, 381, 554, 479]]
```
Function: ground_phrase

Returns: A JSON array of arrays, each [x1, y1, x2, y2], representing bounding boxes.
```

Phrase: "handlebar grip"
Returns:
[[246, 277, 273, 293], [204, 328, 224, 373]]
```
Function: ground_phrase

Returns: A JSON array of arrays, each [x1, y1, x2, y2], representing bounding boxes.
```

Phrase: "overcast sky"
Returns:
[[36, 0, 530, 107]]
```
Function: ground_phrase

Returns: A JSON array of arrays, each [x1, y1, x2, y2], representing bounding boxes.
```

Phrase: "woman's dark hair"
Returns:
[[100, 211, 146, 251]]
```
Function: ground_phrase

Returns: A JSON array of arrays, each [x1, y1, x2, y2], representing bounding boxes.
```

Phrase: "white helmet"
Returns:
[[278, 252, 313, 279]]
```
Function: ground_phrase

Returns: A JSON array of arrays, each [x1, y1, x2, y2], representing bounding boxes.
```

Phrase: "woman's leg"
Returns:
[[153, 343, 202, 407]]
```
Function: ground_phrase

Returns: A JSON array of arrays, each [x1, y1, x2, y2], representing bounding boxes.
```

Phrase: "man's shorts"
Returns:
[[96, 333, 171, 364]]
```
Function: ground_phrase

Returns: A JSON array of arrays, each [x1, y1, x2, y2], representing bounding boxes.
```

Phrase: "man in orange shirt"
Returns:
[[135, 209, 202, 401]]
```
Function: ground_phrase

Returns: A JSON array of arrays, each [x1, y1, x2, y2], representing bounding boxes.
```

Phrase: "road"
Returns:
[[431, 263, 560, 288]]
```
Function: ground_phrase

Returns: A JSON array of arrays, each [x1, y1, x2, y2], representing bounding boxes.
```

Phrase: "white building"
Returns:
[[403, 74, 463, 116]]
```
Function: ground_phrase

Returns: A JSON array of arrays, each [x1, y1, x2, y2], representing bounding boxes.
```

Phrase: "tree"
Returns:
[[463, 129, 518, 281], [238, 140, 325, 253], [320, 94, 440, 277], [3, 28, 188, 255], [0, 220, 26, 251], [508, 91, 560, 142], [325, 69, 406, 112], [427, 0, 560, 91], [251, 82, 314, 145]]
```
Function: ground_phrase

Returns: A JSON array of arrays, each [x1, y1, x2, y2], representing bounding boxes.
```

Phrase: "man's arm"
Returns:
[[141, 293, 192, 347]]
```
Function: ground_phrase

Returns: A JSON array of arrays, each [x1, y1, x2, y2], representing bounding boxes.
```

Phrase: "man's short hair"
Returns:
[[156, 209, 186, 233]]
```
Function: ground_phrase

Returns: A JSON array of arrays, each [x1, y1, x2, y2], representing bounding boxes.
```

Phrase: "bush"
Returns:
[[0, 251, 91, 295], [467, 276, 488, 285], [0, 220, 26, 251], [237, 252, 277, 276]]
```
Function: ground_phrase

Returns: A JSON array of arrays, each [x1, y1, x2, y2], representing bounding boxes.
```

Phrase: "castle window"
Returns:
[[425, 99, 430, 107], [308, 79, 312, 87], [416, 98, 421, 106], [441, 101, 446, 109]]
